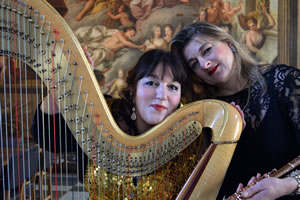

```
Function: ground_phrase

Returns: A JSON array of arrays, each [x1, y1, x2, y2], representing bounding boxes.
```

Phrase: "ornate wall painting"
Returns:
[[60, 0, 278, 99]]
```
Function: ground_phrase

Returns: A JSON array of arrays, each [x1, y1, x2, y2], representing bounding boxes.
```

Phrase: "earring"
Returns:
[[131, 106, 136, 120]]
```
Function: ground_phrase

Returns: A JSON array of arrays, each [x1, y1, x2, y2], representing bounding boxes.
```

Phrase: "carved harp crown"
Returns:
[[0, 0, 242, 199]]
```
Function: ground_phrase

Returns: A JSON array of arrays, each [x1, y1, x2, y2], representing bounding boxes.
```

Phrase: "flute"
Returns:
[[225, 155, 300, 200]]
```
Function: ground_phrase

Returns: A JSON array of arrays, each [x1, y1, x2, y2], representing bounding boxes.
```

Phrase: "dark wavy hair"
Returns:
[[126, 49, 187, 97], [112, 49, 188, 135]]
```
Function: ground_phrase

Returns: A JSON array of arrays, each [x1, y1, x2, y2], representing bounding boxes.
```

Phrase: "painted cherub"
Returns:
[[76, 25, 145, 72], [206, 0, 224, 26], [106, 3, 135, 27], [222, 0, 242, 23], [220, 0, 242, 33]]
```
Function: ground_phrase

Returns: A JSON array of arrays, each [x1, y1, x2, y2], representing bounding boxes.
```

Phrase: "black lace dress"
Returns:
[[217, 65, 300, 200]]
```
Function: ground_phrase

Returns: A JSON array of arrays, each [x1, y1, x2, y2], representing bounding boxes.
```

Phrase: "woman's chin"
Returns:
[[148, 116, 166, 126]]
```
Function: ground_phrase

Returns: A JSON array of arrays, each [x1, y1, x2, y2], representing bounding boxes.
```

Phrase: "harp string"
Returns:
[[18, 13, 30, 200], [9, 2, 20, 198], [12, 2, 24, 197], [63, 45, 69, 194], [27, 3, 35, 200], [1, 100, 5, 199], [51, 27, 58, 199], [57, 39, 63, 196], [8, 2, 17, 198], [38, 11, 44, 198], [38, 13, 47, 200]]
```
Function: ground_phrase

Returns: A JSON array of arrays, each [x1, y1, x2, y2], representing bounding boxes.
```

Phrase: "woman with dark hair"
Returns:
[[109, 48, 188, 135], [171, 22, 300, 199], [31, 49, 191, 199]]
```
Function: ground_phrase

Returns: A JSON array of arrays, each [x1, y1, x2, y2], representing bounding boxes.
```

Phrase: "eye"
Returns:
[[202, 47, 211, 56], [190, 60, 198, 70], [145, 81, 158, 87], [168, 84, 179, 91]]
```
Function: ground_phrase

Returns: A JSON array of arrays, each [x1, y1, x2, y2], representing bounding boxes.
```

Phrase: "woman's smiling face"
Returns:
[[134, 63, 181, 132], [183, 35, 236, 88]]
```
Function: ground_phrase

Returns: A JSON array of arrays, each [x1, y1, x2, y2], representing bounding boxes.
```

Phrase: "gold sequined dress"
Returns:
[[84, 128, 205, 200]]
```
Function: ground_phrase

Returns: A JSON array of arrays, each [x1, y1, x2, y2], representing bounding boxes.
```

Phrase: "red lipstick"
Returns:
[[208, 64, 219, 75], [152, 104, 167, 111]]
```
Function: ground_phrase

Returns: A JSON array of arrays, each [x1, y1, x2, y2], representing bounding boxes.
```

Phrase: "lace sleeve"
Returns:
[[286, 68, 300, 132], [276, 66, 300, 134]]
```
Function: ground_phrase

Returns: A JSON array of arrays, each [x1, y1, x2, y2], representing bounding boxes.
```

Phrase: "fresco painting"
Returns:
[[61, 0, 278, 99]]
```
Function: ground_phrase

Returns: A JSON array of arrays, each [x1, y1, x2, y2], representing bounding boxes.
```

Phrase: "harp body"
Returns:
[[0, 0, 243, 199]]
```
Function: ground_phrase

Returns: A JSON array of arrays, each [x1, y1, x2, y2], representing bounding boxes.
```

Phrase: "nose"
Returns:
[[196, 56, 211, 70], [156, 85, 167, 100]]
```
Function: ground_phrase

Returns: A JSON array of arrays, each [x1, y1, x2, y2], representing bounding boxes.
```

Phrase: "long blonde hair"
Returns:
[[171, 22, 267, 99]]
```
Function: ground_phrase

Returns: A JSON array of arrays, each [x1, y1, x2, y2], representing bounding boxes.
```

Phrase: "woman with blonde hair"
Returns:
[[171, 22, 300, 200]]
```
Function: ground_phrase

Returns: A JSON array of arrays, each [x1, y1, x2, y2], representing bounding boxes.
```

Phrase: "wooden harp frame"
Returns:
[[0, 0, 243, 199]]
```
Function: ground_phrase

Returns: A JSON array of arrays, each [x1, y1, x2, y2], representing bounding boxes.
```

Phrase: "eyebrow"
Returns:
[[145, 74, 176, 82], [144, 74, 163, 81]]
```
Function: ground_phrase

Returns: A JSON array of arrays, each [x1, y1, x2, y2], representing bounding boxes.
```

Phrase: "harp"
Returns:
[[0, 0, 243, 199]]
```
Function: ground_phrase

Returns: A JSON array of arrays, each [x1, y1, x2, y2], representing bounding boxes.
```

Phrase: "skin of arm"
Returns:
[[262, 6, 276, 29], [107, 11, 122, 20], [117, 32, 145, 49], [231, 0, 242, 13], [179, 0, 190, 3]]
